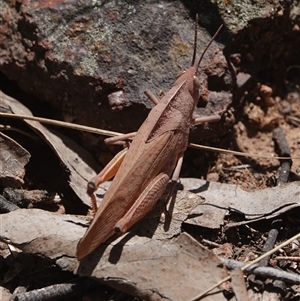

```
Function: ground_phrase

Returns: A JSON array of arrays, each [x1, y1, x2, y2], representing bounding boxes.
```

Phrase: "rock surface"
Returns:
[[0, 1, 232, 141], [0, 0, 299, 159]]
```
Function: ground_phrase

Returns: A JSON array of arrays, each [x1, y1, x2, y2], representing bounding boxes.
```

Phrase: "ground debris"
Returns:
[[0, 132, 30, 188]]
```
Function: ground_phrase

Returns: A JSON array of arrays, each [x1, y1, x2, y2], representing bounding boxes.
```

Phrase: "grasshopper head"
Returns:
[[174, 66, 201, 106]]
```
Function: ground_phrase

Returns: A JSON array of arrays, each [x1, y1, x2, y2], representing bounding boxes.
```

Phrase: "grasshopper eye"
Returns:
[[176, 70, 186, 79], [193, 76, 201, 90]]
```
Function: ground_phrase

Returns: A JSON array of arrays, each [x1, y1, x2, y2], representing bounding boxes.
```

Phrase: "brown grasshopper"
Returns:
[[76, 19, 223, 259]]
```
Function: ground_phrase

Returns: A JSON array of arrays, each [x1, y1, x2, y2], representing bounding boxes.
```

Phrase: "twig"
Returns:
[[1, 112, 299, 161], [259, 219, 282, 267], [188, 143, 297, 160], [286, 115, 300, 126], [202, 239, 222, 248], [0, 112, 121, 137], [251, 219, 282, 290], [273, 127, 292, 185], [221, 258, 300, 284], [187, 232, 300, 301], [251, 127, 291, 289], [222, 164, 251, 171], [10, 277, 98, 301], [0, 124, 38, 140], [275, 256, 300, 262]]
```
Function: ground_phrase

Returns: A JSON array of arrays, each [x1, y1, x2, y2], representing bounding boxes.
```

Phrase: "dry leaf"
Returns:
[[180, 178, 300, 228], [0, 132, 30, 187], [1, 206, 227, 301], [0, 91, 100, 206], [77, 233, 228, 301], [230, 268, 250, 301]]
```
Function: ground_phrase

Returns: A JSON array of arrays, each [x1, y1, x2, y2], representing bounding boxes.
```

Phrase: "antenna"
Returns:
[[191, 14, 199, 66], [196, 24, 223, 74]]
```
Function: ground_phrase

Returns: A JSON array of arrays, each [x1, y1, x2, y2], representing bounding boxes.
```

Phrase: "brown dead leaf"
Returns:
[[0, 132, 30, 188], [0, 206, 227, 301], [0, 209, 84, 270], [180, 178, 300, 228], [77, 233, 228, 301], [230, 268, 250, 301], [0, 91, 100, 206]]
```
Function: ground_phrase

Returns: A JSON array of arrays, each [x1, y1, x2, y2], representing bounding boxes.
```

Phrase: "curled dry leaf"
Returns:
[[0, 132, 30, 188], [0, 91, 100, 206]]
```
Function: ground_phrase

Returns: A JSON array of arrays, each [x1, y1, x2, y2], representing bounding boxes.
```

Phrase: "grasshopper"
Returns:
[[76, 19, 223, 259]]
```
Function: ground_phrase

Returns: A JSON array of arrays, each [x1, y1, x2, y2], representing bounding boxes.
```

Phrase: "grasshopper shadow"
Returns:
[[77, 185, 179, 273], [77, 217, 162, 274], [76, 232, 135, 274], [189, 180, 210, 194]]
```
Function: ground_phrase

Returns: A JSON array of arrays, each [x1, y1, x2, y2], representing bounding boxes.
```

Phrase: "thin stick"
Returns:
[[221, 258, 300, 284], [10, 277, 98, 301], [0, 124, 38, 139], [187, 232, 300, 301], [1, 112, 299, 160], [273, 127, 292, 185], [0, 112, 121, 137], [275, 256, 300, 262], [188, 143, 300, 160], [259, 219, 282, 267]]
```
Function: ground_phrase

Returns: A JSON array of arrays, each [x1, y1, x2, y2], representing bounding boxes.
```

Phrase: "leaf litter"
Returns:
[[0, 88, 300, 301]]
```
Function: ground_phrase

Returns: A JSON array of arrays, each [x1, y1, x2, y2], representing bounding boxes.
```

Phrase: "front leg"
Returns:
[[88, 148, 128, 212], [88, 132, 137, 211], [164, 156, 183, 211]]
